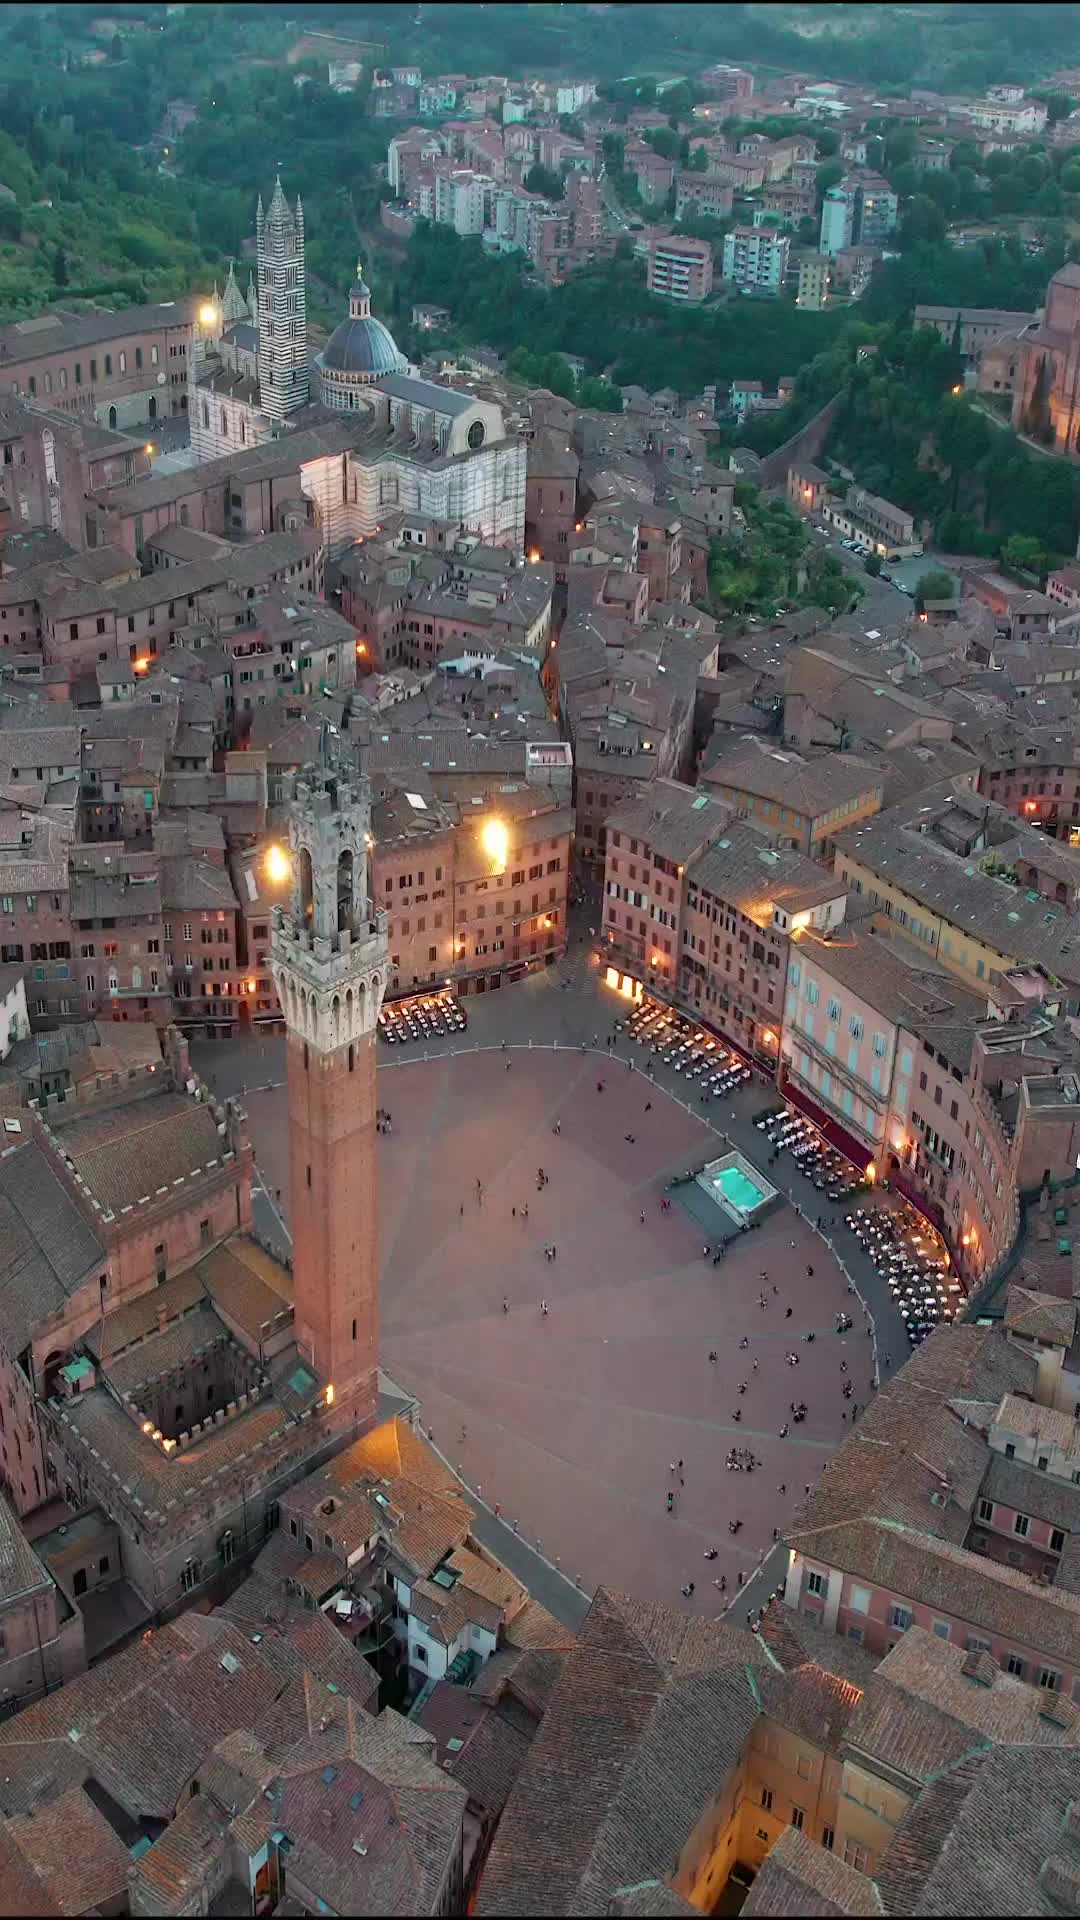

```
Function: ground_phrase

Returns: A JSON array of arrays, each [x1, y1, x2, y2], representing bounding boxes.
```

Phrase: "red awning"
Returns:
[[779, 1068, 876, 1172]]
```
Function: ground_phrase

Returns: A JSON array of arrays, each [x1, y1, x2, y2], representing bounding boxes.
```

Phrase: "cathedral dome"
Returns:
[[315, 263, 407, 408], [320, 312, 404, 378]]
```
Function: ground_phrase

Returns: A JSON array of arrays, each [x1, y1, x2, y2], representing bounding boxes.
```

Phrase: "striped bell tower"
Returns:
[[256, 175, 309, 422]]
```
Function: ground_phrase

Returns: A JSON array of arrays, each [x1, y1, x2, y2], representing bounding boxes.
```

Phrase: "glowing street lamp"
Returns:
[[480, 817, 509, 873], [199, 302, 219, 328], [266, 843, 291, 885]]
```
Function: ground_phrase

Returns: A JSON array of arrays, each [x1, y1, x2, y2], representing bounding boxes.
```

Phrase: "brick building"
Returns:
[[647, 235, 714, 304], [0, 298, 196, 430]]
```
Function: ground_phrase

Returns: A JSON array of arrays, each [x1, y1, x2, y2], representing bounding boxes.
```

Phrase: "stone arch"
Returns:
[[331, 994, 341, 1045]]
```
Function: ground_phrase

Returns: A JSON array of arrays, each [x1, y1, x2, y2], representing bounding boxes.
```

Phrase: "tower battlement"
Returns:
[[270, 758, 386, 1425]]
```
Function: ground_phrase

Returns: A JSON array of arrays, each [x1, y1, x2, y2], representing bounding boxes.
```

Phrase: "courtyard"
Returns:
[[240, 1035, 870, 1617]]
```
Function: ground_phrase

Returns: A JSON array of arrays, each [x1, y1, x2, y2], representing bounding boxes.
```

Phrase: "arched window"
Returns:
[[148, 396, 157, 421], [299, 847, 314, 927], [220, 408, 228, 439], [337, 849, 354, 932], [108, 406, 117, 429], [202, 400, 209, 429]]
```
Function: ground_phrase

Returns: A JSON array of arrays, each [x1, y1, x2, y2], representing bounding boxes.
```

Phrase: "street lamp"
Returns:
[[480, 818, 509, 873], [266, 844, 291, 885]]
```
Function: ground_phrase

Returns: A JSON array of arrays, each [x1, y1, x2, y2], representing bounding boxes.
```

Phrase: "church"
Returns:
[[188, 180, 525, 551], [189, 179, 414, 461]]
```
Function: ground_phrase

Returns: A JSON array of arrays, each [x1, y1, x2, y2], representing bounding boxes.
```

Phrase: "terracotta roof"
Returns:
[[757, 1661, 864, 1755], [796, 1518, 1080, 1669], [0, 1494, 52, 1606], [256, 1707, 466, 1916], [131, 1791, 231, 1905], [83, 1265, 205, 1361], [413, 1682, 534, 1817], [195, 1237, 293, 1341], [877, 1746, 1080, 1915], [0, 1140, 106, 1354], [5, 1785, 131, 1916], [980, 1450, 1080, 1535], [476, 1588, 770, 1917], [787, 1325, 1035, 1548], [609, 1884, 699, 1918], [48, 1091, 231, 1219], [1005, 1285, 1078, 1348], [994, 1393, 1080, 1457], [742, 1825, 884, 1916], [0, 1822, 62, 1917], [703, 744, 883, 820], [868, 1628, 1080, 1752]]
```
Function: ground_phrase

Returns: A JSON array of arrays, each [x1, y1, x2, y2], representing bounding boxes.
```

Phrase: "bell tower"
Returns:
[[271, 762, 388, 1431], [256, 175, 309, 422]]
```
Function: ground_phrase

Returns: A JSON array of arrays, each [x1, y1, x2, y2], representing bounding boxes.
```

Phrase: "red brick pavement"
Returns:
[[246, 1048, 866, 1614]]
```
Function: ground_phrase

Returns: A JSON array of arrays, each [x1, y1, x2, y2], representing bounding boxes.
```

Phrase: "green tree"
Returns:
[[52, 244, 68, 286], [914, 567, 954, 608], [110, 32, 124, 62], [644, 126, 679, 161], [816, 159, 845, 200], [1001, 531, 1047, 578], [950, 141, 980, 172], [689, 144, 709, 172], [900, 193, 947, 247], [884, 126, 918, 169], [864, 551, 882, 576], [524, 162, 564, 200]]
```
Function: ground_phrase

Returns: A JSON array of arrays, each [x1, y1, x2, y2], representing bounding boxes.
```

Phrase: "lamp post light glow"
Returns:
[[199, 302, 219, 328], [480, 817, 509, 873], [266, 843, 291, 885]]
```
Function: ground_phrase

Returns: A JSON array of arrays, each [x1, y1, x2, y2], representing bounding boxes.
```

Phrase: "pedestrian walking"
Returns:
[[640, 1209, 646, 1224], [502, 1296, 508, 1313], [541, 1299, 548, 1316], [644, 1101, 651, 1112]]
